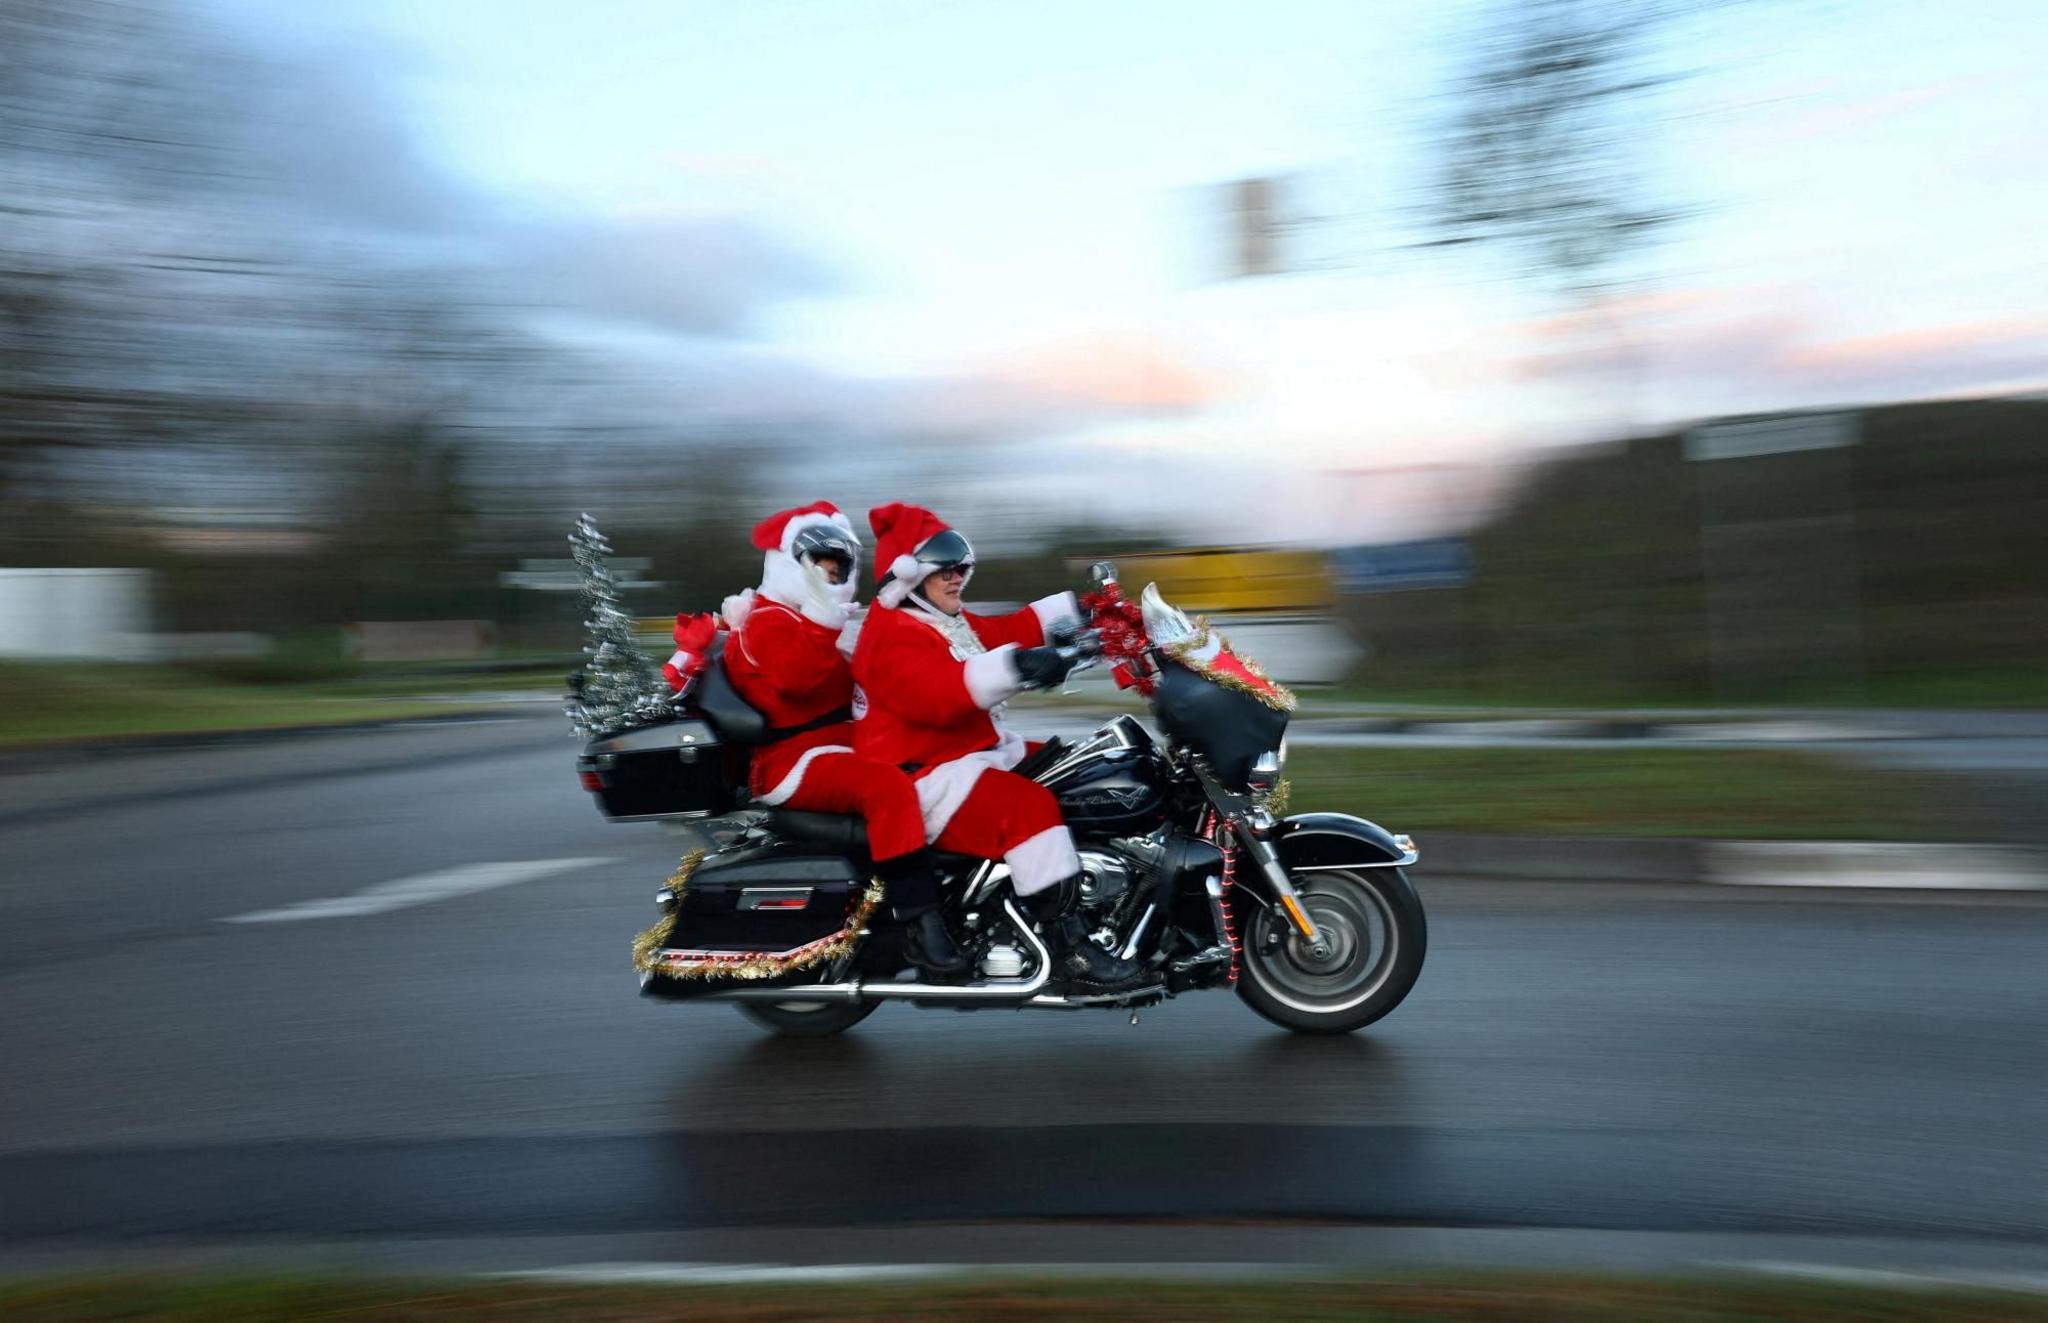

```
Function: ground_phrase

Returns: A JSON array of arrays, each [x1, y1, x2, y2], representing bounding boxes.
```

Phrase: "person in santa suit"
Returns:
[[852, 502, 1142, 992], [722, 501, 968, 977]]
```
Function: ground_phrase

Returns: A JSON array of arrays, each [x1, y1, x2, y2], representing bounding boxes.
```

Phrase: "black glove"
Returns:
[[1013, 645, 1076, 690]]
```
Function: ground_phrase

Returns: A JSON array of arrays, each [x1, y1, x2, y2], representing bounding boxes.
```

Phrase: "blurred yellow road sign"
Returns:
[[1072, 548, 1335, 615]]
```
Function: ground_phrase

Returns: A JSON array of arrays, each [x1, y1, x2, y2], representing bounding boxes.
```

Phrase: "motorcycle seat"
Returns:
[[763, 809, 987, 881], [766, 808, 867, 854]]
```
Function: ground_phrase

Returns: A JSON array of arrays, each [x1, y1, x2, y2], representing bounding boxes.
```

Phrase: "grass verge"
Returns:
[[1287, 745, 1976, 841], [0, 662, 533, 748], [2, 1273, 2043, 1322], [1320, 662, 2048, 712]]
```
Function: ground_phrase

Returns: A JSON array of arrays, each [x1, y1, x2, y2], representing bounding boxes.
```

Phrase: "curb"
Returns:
[[1423, 832, 1701, 884], [1423, 833, 2048, 891]]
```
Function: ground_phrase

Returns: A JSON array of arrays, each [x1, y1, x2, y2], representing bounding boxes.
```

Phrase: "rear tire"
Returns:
[[1236, 867, 1426, 1035], [737, 1000, 879, 1038]]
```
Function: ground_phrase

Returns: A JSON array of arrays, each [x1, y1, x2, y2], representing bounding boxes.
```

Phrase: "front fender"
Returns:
[[1272, 812, 1418, 872]]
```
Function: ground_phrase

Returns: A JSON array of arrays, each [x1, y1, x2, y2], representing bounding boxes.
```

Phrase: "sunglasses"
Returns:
[[929, 564, 972, 580]]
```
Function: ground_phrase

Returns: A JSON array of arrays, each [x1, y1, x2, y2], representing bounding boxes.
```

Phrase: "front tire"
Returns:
[[737, 999, 879, 1038], [1236, 867, 1425, 1035]]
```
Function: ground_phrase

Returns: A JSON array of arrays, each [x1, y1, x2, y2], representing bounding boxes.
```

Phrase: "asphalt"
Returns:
[[2, 712, 2046, 1275]]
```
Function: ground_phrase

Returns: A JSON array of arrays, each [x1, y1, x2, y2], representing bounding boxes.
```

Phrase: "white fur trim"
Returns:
[[720, 588, 756, 629], [835, 610, 865, 659], [758, 549, 855, 629], [778, 509, 857, 555], [963, 644, 1023, 709], [755, 743, 854, 806], [1028, 591, 1081, 641], [667, 649, 694, 671], [912, 730, 1027, 840], [875, 552, 923, 608], [1007, 824, 1081, 896]]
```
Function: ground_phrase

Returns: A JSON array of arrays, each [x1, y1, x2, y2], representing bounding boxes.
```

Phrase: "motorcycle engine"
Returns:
[[1074, 848, 1133, 914]]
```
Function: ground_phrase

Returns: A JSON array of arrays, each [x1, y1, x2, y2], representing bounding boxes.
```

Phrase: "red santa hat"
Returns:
[[869, 502, 975, 607], [751, 500, 855, 555]]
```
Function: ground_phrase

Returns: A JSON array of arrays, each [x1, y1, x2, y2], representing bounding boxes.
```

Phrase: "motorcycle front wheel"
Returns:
[[737, 999, 880, 1038], [1235, 867, 1426, 1035]]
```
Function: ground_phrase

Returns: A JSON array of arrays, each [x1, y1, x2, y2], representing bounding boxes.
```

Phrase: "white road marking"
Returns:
[[1725, 1261, 2048, 1295], [492, 1263, 961, 1286], [489, 1262, 1292, 1286], [1705, 842, 2048, 890], [221, 857, 614, 923]]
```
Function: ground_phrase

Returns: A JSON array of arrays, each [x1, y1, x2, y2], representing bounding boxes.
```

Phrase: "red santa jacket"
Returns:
[[851, 591, 1079, 832], [723, 597, 858, 802]]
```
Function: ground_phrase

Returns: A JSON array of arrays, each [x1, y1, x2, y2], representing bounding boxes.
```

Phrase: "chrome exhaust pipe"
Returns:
[[682, 897, 1054, 1005]]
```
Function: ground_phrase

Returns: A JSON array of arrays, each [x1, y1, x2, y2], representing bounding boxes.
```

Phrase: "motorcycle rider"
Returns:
[[721, 501, 968, 976], [851, 502, 1143, 993]]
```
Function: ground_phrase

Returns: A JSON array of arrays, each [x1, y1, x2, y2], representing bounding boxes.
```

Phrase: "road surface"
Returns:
[[2, 712, 2044, 1274]]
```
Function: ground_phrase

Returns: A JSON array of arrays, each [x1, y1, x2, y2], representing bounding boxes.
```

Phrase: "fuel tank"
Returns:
[[1041, 751, 1167, 835]]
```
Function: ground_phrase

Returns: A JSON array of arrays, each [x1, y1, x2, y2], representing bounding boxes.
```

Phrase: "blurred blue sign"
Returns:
[[1331, 538, 1471, 594]]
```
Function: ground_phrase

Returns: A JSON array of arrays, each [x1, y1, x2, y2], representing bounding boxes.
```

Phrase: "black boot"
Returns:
[[1021, 876, 1144, 993], [878, 850, 969, 977], [903, 909, 971, 978]]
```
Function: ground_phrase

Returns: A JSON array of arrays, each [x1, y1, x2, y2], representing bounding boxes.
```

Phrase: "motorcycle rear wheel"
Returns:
[[1235, 867, 1425, 1035], [737, 999, 879, 1038]]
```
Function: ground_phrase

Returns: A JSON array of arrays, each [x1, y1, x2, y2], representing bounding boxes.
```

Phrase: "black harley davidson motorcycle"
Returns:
[[576, 565, 1425, 1036]]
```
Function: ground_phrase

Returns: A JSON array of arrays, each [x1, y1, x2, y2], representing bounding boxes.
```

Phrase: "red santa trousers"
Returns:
[[772, 750, 926, 863], [928, 768, 1080, 897]]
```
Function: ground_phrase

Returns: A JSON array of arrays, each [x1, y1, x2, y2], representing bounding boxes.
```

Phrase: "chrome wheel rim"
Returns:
[[1244, 872, 1398, 1015]]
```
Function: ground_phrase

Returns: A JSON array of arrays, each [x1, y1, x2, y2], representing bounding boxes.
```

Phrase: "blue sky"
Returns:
[[207, 0, 2048, 540]]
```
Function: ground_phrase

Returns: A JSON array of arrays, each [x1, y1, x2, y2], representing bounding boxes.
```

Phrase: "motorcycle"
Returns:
[[577, 563, 1425, 1036]]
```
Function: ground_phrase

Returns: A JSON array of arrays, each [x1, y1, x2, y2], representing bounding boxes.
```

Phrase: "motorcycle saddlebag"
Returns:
[[579, 714, 743, 821], [669, 842, 868, 953]]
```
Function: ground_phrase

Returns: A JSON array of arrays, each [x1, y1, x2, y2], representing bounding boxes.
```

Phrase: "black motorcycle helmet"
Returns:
[[791, 522, 860, 582], [910, 528, 974, 574]]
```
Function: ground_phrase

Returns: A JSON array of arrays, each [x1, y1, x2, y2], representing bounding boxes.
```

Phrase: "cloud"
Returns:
[[1509, 287, 2048, 413], [239, 46, 478, 234], [505, 213, 838, 337], [1779, 320, 2048, 395], [1768, 75, 1983, 143], [984, 334, 1220, 414]]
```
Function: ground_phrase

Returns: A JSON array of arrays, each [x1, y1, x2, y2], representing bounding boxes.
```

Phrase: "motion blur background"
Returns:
[[5, 0, 2048, 1299], [4, 0, 2043, 710]]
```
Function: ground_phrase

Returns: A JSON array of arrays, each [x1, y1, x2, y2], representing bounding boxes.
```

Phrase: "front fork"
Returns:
[[1233, 818, 1327, 950], [1194, 768, 1326, 953]]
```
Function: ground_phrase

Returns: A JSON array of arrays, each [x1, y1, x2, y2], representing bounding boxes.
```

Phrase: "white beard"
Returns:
[[906, 594, 984, 657], [758, 551, 857, 629]]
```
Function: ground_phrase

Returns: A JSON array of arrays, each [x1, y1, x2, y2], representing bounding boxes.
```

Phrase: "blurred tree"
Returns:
[[1425, 0, 1688, 294], [0, 0, 565, 634]]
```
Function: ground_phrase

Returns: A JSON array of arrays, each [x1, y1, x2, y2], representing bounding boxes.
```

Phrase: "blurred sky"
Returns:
[[197, 0, 2048, 542]]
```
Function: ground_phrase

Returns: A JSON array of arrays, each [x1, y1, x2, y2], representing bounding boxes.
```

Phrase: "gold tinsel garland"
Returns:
[[1254, 777, 1292, 818], [631, 848, 886, 982], [1162, 619, 1297, 713]]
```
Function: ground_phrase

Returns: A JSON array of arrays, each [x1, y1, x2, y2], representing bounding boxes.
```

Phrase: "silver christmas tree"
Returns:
[[566, 513, 674, 737]]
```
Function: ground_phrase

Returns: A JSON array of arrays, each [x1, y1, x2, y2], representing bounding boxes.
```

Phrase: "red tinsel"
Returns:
[[1202, 808, 1243, 985], [1081, 580, 1158, 696]]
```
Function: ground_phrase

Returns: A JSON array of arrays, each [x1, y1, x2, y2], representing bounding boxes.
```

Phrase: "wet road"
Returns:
[[2, 714, 2045, 1256]]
